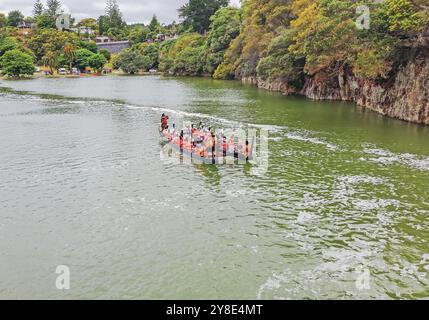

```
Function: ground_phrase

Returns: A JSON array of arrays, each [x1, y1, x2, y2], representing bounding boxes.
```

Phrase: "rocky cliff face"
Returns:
[[243, 49, 429, 125]]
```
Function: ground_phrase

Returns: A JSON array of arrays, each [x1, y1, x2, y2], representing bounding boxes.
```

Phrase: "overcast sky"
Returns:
[[0, 0, 241, 24]]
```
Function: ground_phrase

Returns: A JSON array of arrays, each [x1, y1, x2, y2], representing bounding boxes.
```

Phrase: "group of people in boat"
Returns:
[[160, 113, 251, 160]]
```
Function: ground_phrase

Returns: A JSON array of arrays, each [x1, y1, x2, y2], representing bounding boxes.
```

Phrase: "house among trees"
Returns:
[[16, 21, 35, 36], [18, 21, 33, 29], [95, 36, 130, 53], [155, 33, 165, 42], [96, 36, 111, 43]]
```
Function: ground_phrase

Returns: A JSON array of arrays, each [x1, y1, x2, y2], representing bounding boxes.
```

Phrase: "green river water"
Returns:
[[0, 76, 428, 299]]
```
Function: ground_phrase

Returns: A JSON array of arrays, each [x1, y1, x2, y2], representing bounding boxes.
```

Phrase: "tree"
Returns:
[[179, 0, 229, 34], [384, 0, 427, 32], [158, 33, 206, 75], [129, 26, 150, 44], [63, 43, 76, 71], [218, 0, 291, 79], [28, 29, 79, 63], [98, 15, 110, 35], [149, 15, 160, 32], [77, 18, 97, 28], [7, 10, 24, 27], [174, 45, 206, 75], [140, 43, 159, 69], [46, 0, 62, 19], [24, 16, 36, 24], [78, 40, 98, 53], [42, 51, 59, 74], [116, 49, 146, 74], [36, 13, 56, 29], [33, 0, 45, 17], [99, 48, 111, 61], [106, 27, 128, 40], [205, 7, 241, 74], [0, 13, 7, 28], [0, 37, 19, 56], [105, 0, 124, 30], [89, 53, 108, 73], [0, 49, 35, 77], [74, 48, 95, 71]]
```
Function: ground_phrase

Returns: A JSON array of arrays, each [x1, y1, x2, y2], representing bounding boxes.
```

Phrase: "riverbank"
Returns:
[[0, 70, 162, 81], [3, 66, 428, 126], [240, 48, 429, 126]]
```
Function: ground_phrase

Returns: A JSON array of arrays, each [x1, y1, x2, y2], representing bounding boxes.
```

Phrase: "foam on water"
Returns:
[[362, 144, 429, 171]]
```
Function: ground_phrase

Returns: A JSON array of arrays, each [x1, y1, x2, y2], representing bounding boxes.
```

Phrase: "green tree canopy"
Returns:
[[89, 53, 108, 73], [33, 0, 45, 17], [139, 43, 160, 69], [77, 18, 98, 28], [98, 15, 110, 35], [158, 33, 206, 76], [205, 7, 241, 74], [384, 0, 427, 32], [149, 15, 161, 32], [116, 49, 146, 74], [0, 49, 35, 77], [128, 26, 151, 44], [179, 0, 229, 34], [28, 29, 79, 63], [42, 50, 59, 74], [74, 48, 95, 71], [7, 10, 24, 27], [0, 37, 18, 56], [105, 0, 125, 30], [36, 13, 56, 29], [218, 0, 292, 79], [0, 13, 7, 28], [98, 49, 111, 61], [46, 0, 62, 19], [78, 40, 98, 53]]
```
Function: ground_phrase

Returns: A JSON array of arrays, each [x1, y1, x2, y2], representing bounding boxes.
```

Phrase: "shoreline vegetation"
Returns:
[[0, 0, 428, 124], [0, 70, 162, 80]]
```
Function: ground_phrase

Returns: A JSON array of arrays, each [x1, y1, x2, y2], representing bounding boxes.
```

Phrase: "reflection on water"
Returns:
[[0, 76, 428, 300]]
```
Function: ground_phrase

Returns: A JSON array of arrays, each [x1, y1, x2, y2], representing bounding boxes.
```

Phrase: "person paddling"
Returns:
[[179, 130, 184, 150], [222, 136, 227, 157], [211, 133, 216, 158], [161, 114, 169, 131]]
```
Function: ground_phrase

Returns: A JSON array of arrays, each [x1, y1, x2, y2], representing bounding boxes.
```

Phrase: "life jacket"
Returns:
[[199, 147, 206, 157]]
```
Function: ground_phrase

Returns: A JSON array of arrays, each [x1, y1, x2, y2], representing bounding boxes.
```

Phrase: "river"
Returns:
[[0, 76, 428, 299]]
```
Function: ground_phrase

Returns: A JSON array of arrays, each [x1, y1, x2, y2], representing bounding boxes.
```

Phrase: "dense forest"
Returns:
[[1, 0, 428, 123]]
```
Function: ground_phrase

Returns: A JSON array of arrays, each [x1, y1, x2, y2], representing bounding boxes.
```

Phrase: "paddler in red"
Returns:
[[222, 136, 227, 157], [161, 115, 168, 131], [179, 130, 184, 149]]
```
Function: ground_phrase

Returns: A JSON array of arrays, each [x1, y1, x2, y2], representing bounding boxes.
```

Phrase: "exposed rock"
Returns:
[[242, 51, 429, 125], [242, 76, 297, 96]]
